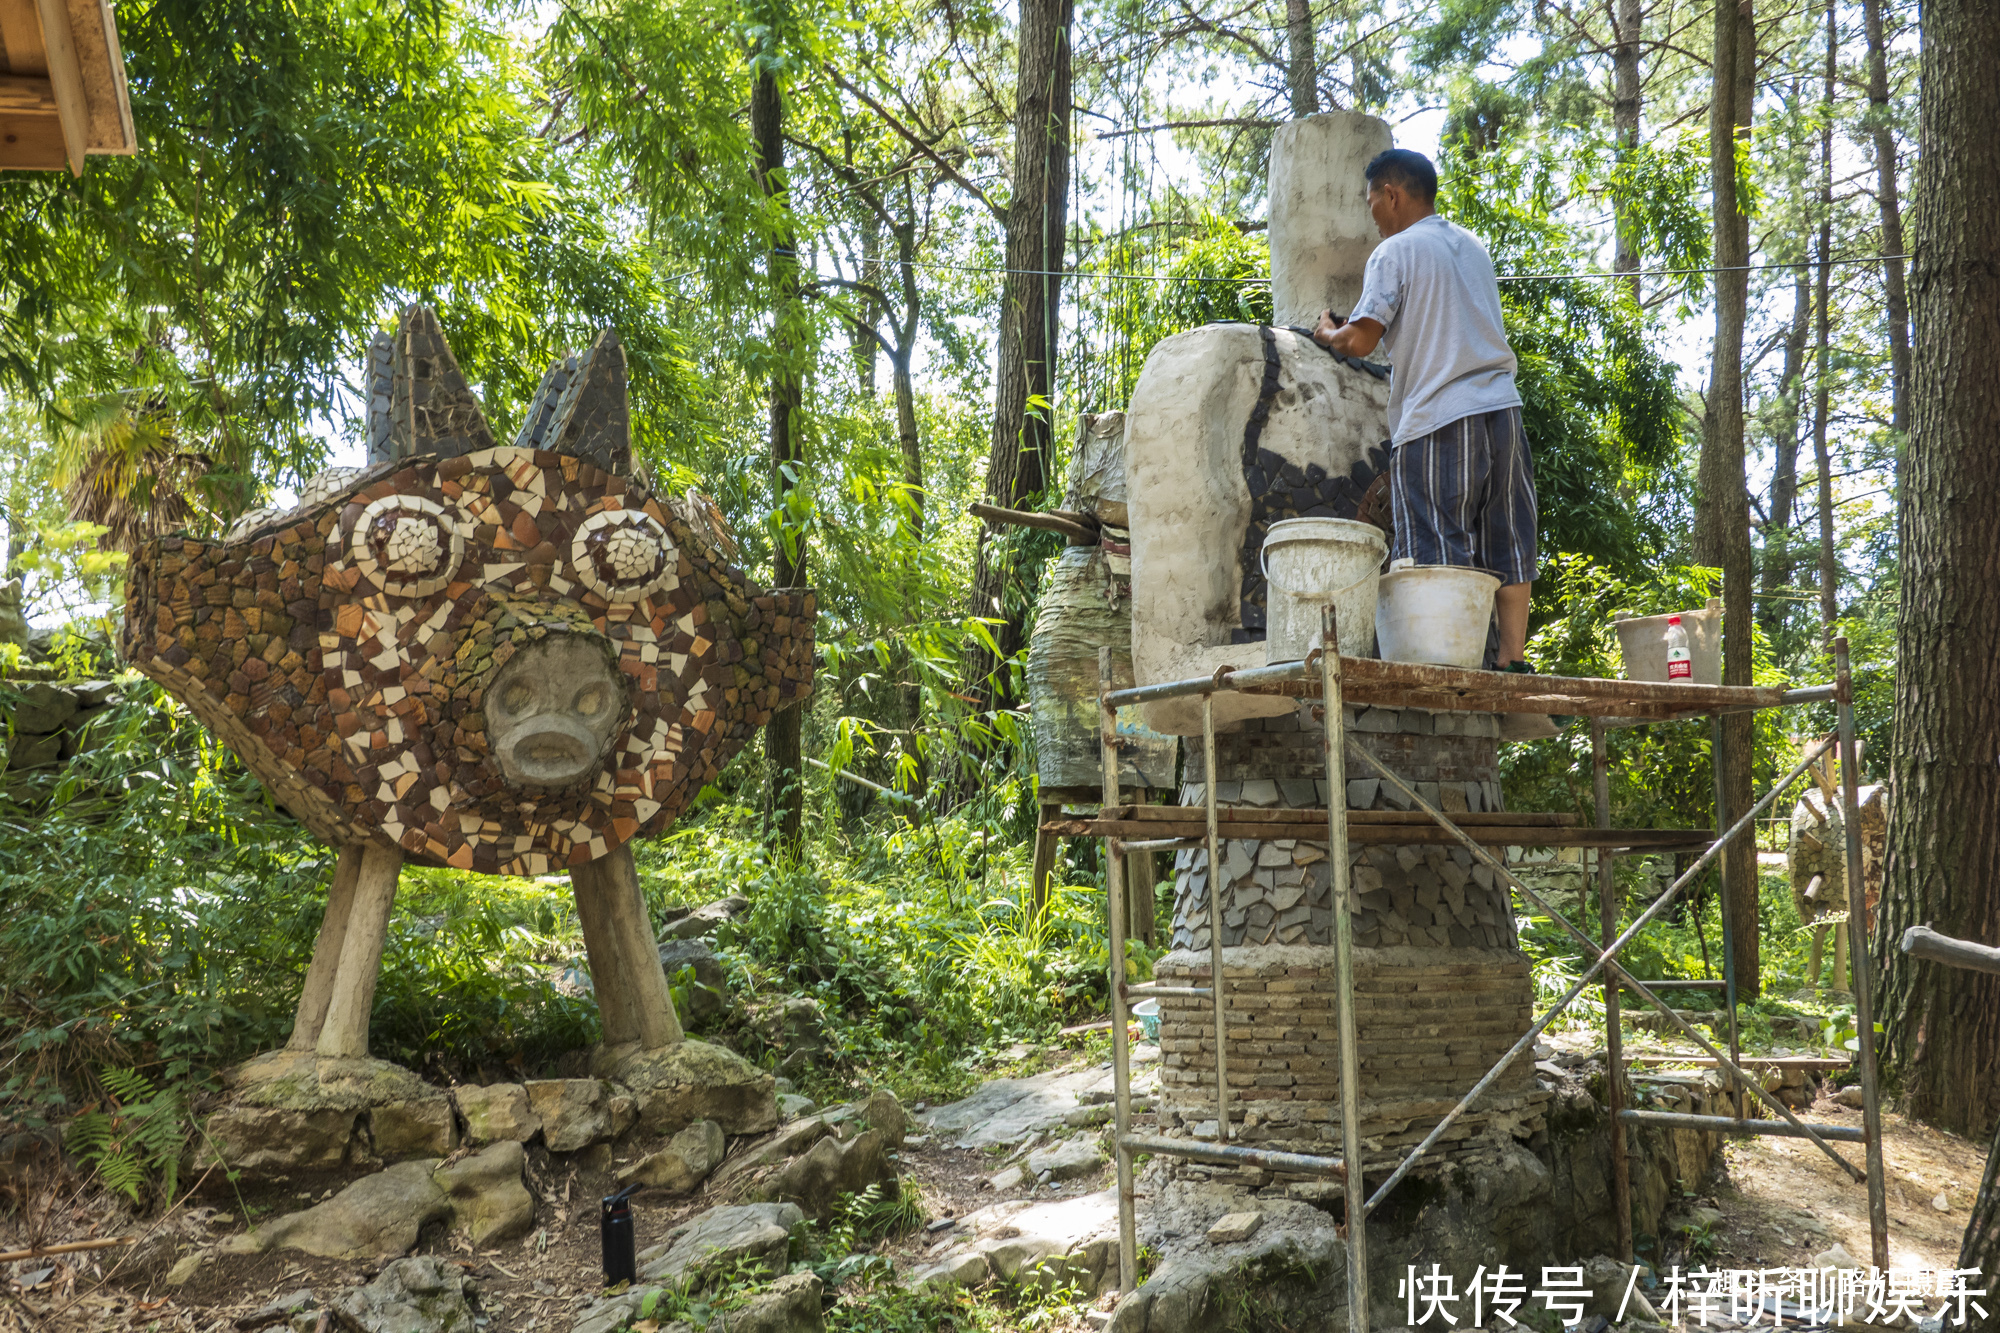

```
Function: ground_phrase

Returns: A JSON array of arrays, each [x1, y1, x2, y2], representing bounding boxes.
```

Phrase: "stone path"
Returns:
[[915, 1047, 1160, 1151]]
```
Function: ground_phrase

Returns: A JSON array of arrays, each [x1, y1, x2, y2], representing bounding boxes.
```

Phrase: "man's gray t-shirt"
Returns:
[[1349, 214, 1522, 445]]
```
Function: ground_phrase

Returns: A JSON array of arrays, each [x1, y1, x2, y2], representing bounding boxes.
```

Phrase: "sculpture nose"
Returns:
[[483, 635, 627, 789]]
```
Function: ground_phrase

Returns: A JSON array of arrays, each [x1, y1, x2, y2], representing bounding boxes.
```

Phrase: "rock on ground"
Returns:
[[222, 1143, 532, 1259], [223, 1160, 448, 1260], [206, 1051, 453, 1173], [860, 1088, 906, 1148], [328, 1256, 479, 1333], [636, 1202, 804, 1286], [748, 1128, 896, 1221], [526, 1078, 614, 1152], [1027, 1134, 1103, 1183], [918, 1053, 1159, 1150], [707, 1272, 824, 1333], [908, 1188, 1122, 1295], [435, 1141, 535, 1245], [659, 895, 750, 941], [456, 1082, 540, 1144], [712, 1116, 833, 1192], [658, 938, 730, 1023], [371, 1097, 459, 1159], [617, 1118, 725, 1193], [603, 1039, 779, 1137]]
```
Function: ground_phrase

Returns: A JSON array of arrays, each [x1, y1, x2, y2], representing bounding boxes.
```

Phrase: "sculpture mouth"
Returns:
[[503, 720, 599, 787], [483, 633, 628, 790]]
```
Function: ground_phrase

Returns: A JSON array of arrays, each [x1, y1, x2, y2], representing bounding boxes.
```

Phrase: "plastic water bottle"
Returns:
[[1665, 615, 1692, 680]]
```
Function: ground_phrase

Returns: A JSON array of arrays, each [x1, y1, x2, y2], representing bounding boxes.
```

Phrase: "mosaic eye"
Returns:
[[349, 494, 465, 597], [571, 508, 678, 603]]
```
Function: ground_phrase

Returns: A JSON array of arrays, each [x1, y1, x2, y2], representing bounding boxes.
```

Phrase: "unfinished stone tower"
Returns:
[[1123, 112, 1551, 1175]]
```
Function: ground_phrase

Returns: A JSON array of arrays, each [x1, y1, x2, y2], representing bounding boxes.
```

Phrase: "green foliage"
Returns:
[[0, 678, 323, 1119], [368, 869, 603, 1074], [1, 0, 684, 509], [1440, 127, 1684, 580], [62, 1067, 190, 1208]]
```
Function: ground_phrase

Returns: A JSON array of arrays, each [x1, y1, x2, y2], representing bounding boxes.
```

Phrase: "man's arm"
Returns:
[[1313, 309, 1385, 357]]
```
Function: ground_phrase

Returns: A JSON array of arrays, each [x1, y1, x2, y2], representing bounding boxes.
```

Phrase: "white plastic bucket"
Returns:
[[1375, 562, 1501, 668], [1258, 517, 1386, 660], [1615, 600, 1722, 685]]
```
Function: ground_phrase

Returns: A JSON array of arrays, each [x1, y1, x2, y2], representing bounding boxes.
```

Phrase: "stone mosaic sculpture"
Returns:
[[122, 307, 814, 1099]]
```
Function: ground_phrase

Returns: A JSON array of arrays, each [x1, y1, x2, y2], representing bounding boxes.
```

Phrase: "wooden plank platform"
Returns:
[[1043, 809, 1712, 851], [1626, 1053, 1851, 1071], [1230, 657, 1787, 720]]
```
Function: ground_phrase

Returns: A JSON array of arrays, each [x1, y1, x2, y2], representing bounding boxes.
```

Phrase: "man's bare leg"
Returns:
[[1496, 582, 1533, 665]]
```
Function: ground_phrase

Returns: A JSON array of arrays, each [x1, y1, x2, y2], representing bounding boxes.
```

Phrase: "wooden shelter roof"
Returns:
[[0, 0, 136, 175]]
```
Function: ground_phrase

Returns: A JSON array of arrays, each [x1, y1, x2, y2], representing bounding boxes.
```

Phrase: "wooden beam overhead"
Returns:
[[0, 1, 48, 75], [32, 0, 83, 174], [0, 0, 137, 172]]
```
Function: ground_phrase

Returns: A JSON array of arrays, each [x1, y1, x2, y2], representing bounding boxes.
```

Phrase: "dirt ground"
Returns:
[[2, 1053, 1989, 1332], [0, 1099, 1098, 1333], [1699, 1089, 1988, 1275]]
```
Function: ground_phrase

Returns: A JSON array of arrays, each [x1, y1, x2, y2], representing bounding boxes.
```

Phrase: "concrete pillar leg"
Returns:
[[286, 846, 366, 1052], [314, 843, 404, 1059], [571, 842, 683, 1051]]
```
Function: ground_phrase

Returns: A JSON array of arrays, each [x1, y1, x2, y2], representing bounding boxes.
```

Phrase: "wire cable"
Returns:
[[762, 249, 1912, 287]]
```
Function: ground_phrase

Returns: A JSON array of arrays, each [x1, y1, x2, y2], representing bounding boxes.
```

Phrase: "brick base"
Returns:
[[1153, 944, 1552, 1173]]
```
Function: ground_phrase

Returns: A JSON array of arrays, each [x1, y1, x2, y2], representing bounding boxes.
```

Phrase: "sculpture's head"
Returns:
[[122, 307, 815, 875]]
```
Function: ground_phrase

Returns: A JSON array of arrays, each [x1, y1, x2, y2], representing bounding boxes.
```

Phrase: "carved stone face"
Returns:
[[121, 308, 815, 875], [484, 635, 627, 789]]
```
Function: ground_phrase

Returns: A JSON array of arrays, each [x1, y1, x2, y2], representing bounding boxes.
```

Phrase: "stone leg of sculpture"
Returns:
[[314, 842, 406, 1059], [286, 845, 366, 1052], [571, 841, 683, 1052]]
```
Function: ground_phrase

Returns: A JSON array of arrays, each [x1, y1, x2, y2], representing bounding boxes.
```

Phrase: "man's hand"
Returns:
[[1318, 313, 1386, 359]]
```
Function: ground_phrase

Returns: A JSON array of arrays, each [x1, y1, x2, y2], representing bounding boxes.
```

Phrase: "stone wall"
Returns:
[[1169, 703, 1508, 951], [1151, 945, 1548, 1172], [1154, 700, 1551, 1172], [0, 678, 122, 776]]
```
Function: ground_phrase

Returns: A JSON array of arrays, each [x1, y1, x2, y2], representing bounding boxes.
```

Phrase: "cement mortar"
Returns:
[[1123, 325, 1391, 735]]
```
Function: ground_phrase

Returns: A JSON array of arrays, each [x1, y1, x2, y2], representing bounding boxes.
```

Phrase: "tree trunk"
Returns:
[[1877, 0, 2000, 1144], [754, 64, 807, 850], [1812, 1, 1839, 636], [1698, 0, 1759, 997], [1760, 269, 1809, 639], [852, 218, 881, 396], [1285, 0, 1319, 117], [1859, 0, 1912, 438], [964, 0, 1074, 713], [1610, 0, 1643, 302], [894, 216, 925, 541]]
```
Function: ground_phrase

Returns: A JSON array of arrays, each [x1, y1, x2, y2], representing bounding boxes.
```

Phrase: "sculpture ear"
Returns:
[[544, 328, 631, 478], [512, 350, 581, 453], [372, 306, 496, 464]]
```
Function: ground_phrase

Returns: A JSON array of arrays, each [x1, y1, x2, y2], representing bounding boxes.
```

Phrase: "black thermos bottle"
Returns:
[[601, 1185, 638, 1285]]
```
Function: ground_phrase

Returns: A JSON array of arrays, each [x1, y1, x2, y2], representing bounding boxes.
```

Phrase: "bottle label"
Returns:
[[1668, 654, 1692, 680]]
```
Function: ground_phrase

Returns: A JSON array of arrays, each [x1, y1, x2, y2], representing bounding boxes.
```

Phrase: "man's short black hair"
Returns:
[[1364, 148, 1439, 204]]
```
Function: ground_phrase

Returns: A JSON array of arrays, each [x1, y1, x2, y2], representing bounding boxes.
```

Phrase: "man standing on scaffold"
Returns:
[[1313, 148, 1553, 740]]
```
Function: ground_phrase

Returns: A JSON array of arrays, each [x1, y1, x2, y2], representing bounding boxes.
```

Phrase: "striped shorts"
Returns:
[[1389, 406, 1538, 587]]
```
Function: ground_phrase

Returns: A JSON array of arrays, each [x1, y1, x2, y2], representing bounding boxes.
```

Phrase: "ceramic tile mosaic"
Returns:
[[124, 306, 815, 876]]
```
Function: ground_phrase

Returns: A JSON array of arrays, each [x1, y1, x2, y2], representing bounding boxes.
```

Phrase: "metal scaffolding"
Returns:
[[1077, 622, 1887, 1333]]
